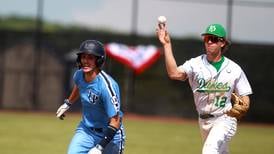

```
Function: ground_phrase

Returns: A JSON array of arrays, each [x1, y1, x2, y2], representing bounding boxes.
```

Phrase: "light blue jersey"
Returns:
[[73, 69, 123, 128], [68, 69, 125, 154]]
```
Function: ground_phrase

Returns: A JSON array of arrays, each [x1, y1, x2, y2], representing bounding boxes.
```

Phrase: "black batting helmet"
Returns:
[[76, 40, 106, 68]]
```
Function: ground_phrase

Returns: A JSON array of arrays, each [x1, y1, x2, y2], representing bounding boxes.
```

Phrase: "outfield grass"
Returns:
[[0, 111, 273, 154]]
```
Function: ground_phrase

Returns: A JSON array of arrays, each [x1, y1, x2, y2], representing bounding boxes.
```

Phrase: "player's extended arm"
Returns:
[[88, 115, 121, 154], [67, 85, 80, 103], [56, 85, 79, 120], [156, 23, 187, 81]]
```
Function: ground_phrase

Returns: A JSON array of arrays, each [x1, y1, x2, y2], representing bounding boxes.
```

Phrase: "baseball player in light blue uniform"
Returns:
[[56, 40, 125, 154]]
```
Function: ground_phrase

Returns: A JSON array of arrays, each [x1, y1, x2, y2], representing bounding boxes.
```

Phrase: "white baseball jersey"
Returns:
[[178, 54, 252, 116]]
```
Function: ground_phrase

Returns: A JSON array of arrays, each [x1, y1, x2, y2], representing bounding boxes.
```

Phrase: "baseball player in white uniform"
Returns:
[[156, 23, 252, 154]]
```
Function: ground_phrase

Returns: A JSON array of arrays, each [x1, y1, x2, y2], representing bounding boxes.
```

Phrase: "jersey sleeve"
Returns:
[[73, 70, 81, 86], [234, 70, 253, 96], [101, 80, 121, 118], [178, 59, 193, 80]]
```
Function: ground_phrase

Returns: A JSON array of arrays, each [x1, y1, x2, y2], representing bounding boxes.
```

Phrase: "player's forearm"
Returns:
[[95, 114, 120, 151], [56, 86, 79, 120], [163, 43, 186, 81], [109, 114, 121, 129], [67, 85, 79, 104], [163, 43, 178, 76]]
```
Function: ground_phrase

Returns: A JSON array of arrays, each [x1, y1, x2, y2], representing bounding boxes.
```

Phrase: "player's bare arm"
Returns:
[[67, 85, 80, 104], [109, 114, 121, 129], [56, 85, 79, 120], [156, 23, 187, 81], [89, 114, 121, 153]]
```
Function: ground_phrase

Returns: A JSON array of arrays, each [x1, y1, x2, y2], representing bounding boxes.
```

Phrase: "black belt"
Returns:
[[90, 127, 103, 133], [199, 114, 215, 119]]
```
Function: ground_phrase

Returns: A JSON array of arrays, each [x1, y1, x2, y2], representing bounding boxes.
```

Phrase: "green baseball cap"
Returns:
[[202, 24, 226, 38]]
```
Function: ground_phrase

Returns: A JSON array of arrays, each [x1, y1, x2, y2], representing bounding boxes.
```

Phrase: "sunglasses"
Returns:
[[203, 35, 224, 43]]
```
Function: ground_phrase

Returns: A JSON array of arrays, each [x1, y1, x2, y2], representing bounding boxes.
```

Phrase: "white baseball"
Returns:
[[158, 16, 167, 24]]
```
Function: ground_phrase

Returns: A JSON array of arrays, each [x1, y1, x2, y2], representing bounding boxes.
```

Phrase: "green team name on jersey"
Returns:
[[197, 78, 231, 108], [197, 78, 231, 93]]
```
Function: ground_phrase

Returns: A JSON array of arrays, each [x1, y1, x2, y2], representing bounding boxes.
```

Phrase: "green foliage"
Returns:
[[0, 112, 274, 154], [0, 15, 128, 34], [0, 15, 91, 32], [0, 15, 38, 31]]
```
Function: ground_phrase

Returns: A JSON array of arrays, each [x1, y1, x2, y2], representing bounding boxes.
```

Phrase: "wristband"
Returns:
[[64, 99, 72, 107], [98, 125, 118, 148]]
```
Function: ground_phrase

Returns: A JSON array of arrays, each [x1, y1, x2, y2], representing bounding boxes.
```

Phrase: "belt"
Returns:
[[199, 113, 215, 119], [90, 127, 103, 133]]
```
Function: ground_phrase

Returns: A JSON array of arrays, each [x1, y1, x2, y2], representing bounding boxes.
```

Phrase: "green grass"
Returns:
[[0, 112, 273, 154]]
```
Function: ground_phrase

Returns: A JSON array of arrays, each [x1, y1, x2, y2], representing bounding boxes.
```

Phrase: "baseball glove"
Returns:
[[226, 93, 249, 119]]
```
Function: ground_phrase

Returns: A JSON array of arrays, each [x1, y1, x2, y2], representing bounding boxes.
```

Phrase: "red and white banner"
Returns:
[[105, 43, 161, 75]]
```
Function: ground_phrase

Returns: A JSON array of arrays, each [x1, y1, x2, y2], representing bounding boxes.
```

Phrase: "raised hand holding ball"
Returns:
[[158, 16, 167, 29]]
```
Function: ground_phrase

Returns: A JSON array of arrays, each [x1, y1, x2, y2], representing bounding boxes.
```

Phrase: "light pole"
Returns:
[[123, 0, 139, 112], [32, 0, 44, 109]]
